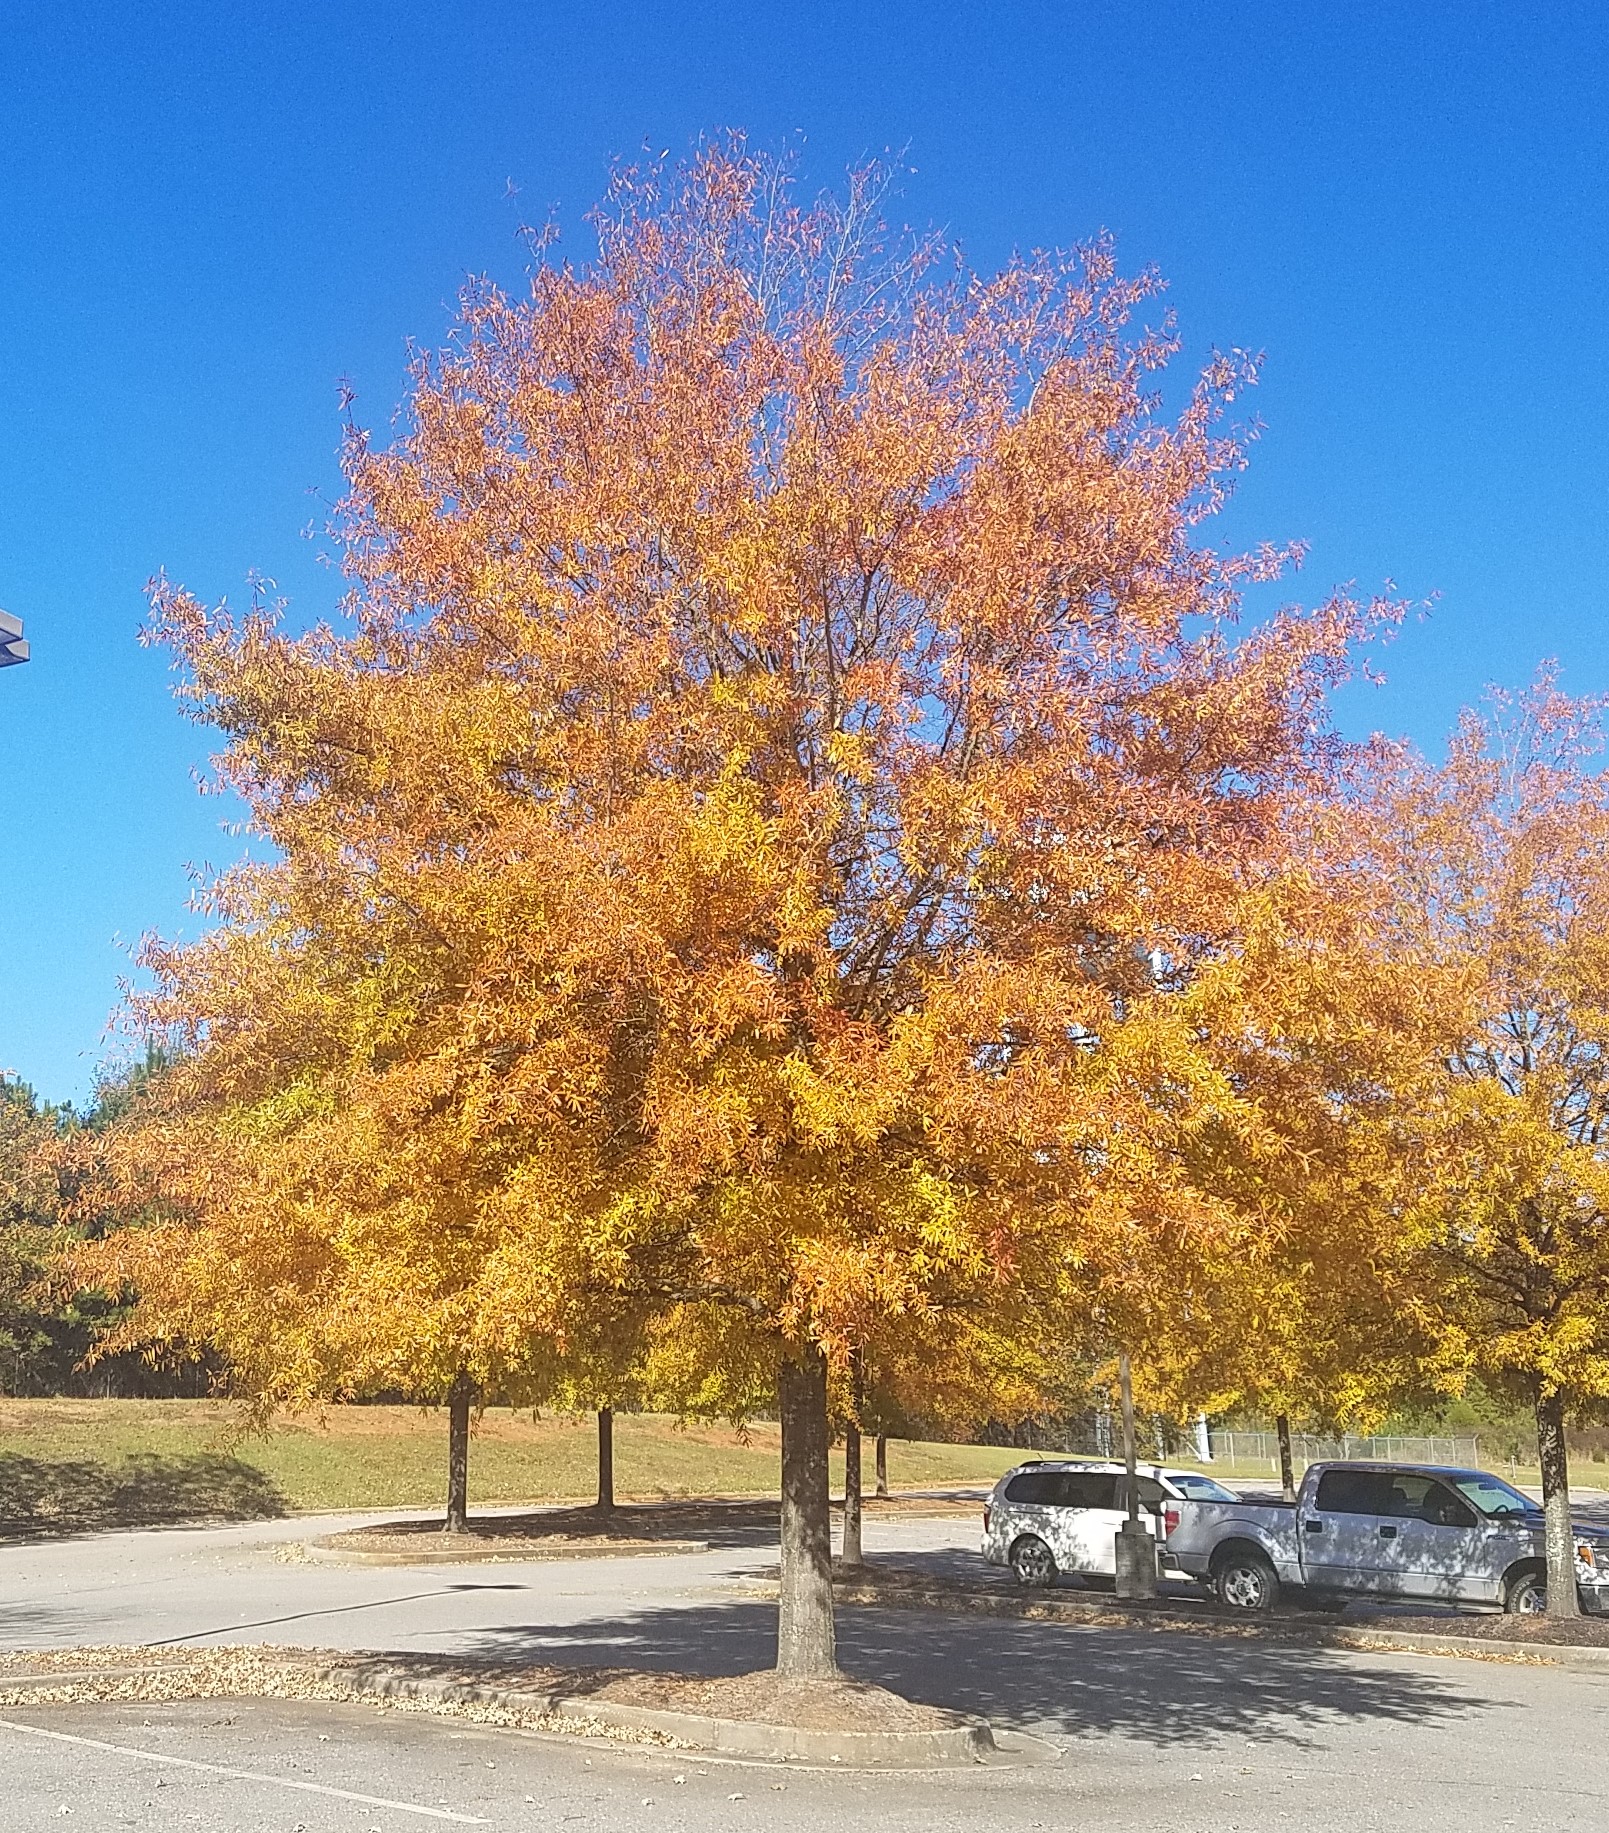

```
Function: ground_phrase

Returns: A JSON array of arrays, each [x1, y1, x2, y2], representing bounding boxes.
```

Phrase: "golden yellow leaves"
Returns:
[[81, 143, 1427, 1436]]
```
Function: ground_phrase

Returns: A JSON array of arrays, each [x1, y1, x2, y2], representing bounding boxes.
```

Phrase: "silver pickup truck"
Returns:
[[1166, 1460, 1609, 1614]]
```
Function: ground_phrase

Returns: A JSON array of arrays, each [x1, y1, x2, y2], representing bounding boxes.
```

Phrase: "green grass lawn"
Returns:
[[4, 1400, 1572, 1539], [0, 1399, 1027, 1534]]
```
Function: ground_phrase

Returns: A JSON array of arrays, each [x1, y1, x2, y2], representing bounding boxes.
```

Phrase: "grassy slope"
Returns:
[[2, 1400, 1552, 1536], [0, 1399, 1028, 1521]]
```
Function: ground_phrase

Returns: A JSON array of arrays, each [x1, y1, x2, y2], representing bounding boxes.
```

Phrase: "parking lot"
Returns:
[[2, 1506, 1607, 1829]]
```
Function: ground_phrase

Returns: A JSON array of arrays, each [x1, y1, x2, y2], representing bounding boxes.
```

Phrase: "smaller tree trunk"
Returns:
[[874, 1432, 888, 1498], [597, 1406, 615, 1513], [776, 1344, 837, 1678], [1276, 1413, 1296, 1504], [445, 1371, 474, 1534], [841, 1419, 863, 1568], [1537, 1391, 1581, 1619], [1119, 1352, 1139, 1524]]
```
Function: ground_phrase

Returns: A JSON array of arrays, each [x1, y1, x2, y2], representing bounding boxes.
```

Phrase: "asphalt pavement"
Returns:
[[0, 1505, 1604, 1830]]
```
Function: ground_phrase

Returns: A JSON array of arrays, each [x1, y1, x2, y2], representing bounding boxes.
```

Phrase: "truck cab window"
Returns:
[[1314, 1469, 1392, 1514]]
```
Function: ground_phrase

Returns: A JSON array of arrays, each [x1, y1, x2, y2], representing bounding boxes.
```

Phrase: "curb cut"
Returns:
[[821, 1578, 1609, 1672]]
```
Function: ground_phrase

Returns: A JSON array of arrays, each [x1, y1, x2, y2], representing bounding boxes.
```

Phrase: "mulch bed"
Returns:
[[322, 1493, 981, 1560], [321, 1498, 772, 1557], [835, 1560, 1609, 1649], [1346, 1611, 1609, 1647]]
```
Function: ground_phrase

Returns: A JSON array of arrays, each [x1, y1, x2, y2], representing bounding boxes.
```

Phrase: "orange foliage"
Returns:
[[74, 145, 1397, 1655]]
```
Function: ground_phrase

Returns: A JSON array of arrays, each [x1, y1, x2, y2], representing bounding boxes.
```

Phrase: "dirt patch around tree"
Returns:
[[0, 1646, 964, 1743], [317, 1498, 775, 1560], [316, 1493, 982, 1563]]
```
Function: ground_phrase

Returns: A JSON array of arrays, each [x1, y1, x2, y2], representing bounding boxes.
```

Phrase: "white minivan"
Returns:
[[981, 1458, 1241, 1587]]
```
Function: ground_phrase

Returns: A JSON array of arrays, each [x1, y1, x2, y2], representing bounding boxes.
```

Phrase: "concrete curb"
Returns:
[[303, 1537, 707, 1566], [0, 1659, 1010, 1768], [319, 1665, 1002, 1767], [556, 1698, 994, 1767], [823, 1577, 1609, 1672]]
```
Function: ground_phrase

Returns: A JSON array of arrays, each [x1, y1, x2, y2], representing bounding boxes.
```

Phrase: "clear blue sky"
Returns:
[[2, 2, 1605, 1105]]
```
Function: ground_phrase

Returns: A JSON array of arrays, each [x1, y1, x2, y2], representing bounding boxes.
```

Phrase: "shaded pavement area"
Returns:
[[452, 1593, 1493, 1748]]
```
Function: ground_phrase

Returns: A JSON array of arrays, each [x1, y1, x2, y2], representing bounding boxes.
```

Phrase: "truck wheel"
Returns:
[[1214, 1548, 1280, 1613], [1010, 1535, 1058, 1588], [1503, 1567, 1547, 1615]]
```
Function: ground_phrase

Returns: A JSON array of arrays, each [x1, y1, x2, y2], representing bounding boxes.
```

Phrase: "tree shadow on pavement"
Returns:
[[0, 1452, 287, 1540], [448, 1599, 1505, 1750]]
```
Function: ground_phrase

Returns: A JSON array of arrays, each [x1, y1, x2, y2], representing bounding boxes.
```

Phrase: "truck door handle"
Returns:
[[1378, 1524, 1398, 1538], [1304, 1519, 1324, 1534]]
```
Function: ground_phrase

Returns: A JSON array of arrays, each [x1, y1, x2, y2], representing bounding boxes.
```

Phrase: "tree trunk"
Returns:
[[1119, 1352, 1138, 1523], [777, 1344, 837, 1677], [875, 1432, 888, 1499], [1537, 1391, 1581, 1618], [841, 1419, 863, 1568], [445, 1371, 473, 1534], [597, 1406, 615, 1514], [1276, 1413, 1296, 1504]]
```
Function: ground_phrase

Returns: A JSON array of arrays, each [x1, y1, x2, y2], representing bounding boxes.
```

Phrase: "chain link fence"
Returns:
[[1207, 1430, 1479, 1474]]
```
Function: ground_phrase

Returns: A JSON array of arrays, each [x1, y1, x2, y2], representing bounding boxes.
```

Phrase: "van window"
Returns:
[[1003, 1469, 1119, 1509], [1314, 1469, 1393, 1514], [1004, 1470, 1059, 1506], [1056, 1472, 1120, 1509]]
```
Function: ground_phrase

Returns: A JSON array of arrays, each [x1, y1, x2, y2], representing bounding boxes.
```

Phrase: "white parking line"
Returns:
[[0, 1717, 489, 1822]]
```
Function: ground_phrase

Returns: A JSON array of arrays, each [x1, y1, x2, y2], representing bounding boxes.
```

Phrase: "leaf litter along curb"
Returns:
[[0, 1647, 961, 1742], [0, 1648, 688, 1747]]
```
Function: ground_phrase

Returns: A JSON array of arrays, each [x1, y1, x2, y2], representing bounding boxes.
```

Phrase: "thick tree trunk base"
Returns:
[[445, 1371, 473, 1535], [597, 1407, 615, 1515], [1537, 1393, 1581, 1619], [777, 1345, 838, 1678]]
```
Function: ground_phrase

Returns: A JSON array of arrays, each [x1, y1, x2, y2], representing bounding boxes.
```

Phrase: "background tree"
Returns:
[[1374, 674, 1609, 1616], [1113, 853, 1463, 1491], [2, 1066, 193, 1399]]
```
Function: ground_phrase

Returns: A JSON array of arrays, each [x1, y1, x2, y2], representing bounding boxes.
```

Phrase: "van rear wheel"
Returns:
[[1213, 1548, 1280, 1613], [1010, 1535, 1058, 1588]]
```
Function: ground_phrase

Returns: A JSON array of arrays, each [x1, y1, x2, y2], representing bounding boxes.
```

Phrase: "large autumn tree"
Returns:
[[1372, 675, 1609, 1616], [88, 142, 1385, 1676]]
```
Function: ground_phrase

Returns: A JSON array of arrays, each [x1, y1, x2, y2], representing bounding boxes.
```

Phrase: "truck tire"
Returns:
[[1010, 1535, 1058, 1588], [1502, 1566, 1547, 1615], [1213, 1545, 1281, 1613]]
